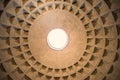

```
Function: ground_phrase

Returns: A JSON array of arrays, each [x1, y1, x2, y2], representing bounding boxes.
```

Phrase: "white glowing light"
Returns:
[[47, 28, 69, 50]]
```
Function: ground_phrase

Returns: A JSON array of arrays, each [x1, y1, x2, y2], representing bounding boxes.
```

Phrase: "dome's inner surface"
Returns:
[[0, 0, 120, 80]]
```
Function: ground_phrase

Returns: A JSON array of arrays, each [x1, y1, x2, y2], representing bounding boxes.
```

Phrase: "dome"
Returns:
[[0, 0, 120, 80]]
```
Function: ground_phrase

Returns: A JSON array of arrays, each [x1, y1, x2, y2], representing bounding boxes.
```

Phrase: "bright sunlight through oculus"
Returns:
[[47, 28, 69, 50]]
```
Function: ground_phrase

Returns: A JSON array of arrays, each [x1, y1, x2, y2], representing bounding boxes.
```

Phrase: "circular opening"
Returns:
[[47, 28, 69, 50]]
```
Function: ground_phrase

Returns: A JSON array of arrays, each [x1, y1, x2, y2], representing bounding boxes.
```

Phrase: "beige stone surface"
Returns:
[[0, 0, 120, 80]]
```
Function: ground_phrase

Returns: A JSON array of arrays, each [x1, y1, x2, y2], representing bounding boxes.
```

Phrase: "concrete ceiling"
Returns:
[[0, 0, 120, 80]]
